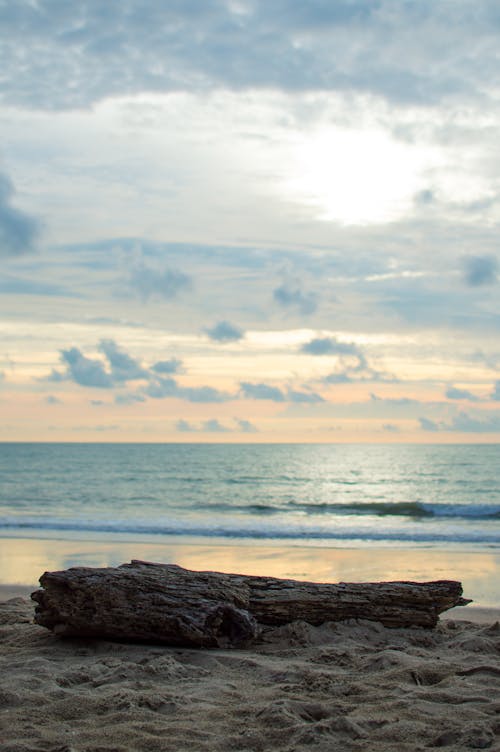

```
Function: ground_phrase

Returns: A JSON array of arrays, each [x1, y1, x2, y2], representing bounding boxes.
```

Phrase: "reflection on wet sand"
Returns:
[[0, 536, 498, 607]]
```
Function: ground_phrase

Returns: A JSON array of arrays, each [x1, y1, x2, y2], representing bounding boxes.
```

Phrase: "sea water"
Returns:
[[0, 443, 499, 550]]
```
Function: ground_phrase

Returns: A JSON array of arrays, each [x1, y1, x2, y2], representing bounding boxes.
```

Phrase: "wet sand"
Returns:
[[1, 535, 499, 605]]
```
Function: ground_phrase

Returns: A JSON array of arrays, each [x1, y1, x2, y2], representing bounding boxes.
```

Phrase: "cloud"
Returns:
[[446, 385, 479, 401], [240, 382, 286, 402], [151, 358, 183, 374], [234, 417, 258, 433], [470, 350, 500, 370], [176, 419, 196, 432], [323, 373, 353, 384], [0, 275, 73, 296], [143, 377, 178, 399], [418, 416, 440, 432], [491, 381, 500, 401], [287, 389, 324, 404], [45, 395, 62, 405], [98, 339, 147, 381], [205, 320, 244, 343], [176, 417, 258, 433], [3, 2, 499, 110], [301, 337, 359, 356], [0, 172, 39, 256], [49, 339, 149, 389], [114, 393, 146, 405], [56, 347, 114, 389], [180, 385, 231, 403], [273, 284, 318, 315], [175, 418, 230, 433], [307, 341, 393, 384], [370, 394, 420, 406], [419, 411, 500, 433], [239, 380, 324, 404], [144, 376, 231, 403], [45, 340, 231, 402], [202, 418, 231, 433], [129, 264, 191, 302], [462, 255, 498, 286]]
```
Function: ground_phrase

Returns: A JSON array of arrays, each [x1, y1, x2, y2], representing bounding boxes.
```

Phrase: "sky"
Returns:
[[1, 0, 500, 442]]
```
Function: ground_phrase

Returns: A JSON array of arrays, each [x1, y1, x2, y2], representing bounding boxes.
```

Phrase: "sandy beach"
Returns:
[[1, 582, 500, 752]]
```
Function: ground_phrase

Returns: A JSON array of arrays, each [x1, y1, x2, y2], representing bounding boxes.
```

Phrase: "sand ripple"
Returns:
[[1, 598, 499, 751]]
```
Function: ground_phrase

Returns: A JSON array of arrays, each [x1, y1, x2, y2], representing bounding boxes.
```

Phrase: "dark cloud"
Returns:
[[301, 337, 359, 356], [462, 255, 498, 286], [310, 340, 393, 384], [302, 336, 377, 382], [144, 376, 230, 403], [202, 418, 231, 433], [2, 2, 498, 109], [446, 385, 479, 401], [273, 284, 318, 315], [240, 382, 286, 402], [205, 320, 244, 343], [0, 172, 39, 256], [239, 381, 323, 403], [180, 385, 230, 403], [98, 339, 147, 381], [143, 377, 179, 399], [56, 347, 114, 389], [287, 389, 324, 404], [418, 416, 440, 432], [129, 264, 191, 302], [151, 358, 183, 374], [45, 340, 231, 402]]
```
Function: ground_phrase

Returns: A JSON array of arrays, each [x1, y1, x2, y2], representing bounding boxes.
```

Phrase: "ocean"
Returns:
[[1, 442, 499, 550]]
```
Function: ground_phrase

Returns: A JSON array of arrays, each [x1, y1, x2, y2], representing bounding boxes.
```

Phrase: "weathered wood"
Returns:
[[31, 560, 470, 647]]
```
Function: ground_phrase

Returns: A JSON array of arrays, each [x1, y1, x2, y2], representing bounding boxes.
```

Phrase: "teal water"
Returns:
[[0, 443, 499, 548]]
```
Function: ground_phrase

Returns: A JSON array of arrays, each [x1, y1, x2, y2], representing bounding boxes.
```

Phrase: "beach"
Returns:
[[1, 586, 500, 752], [1, 444, 499, 749]]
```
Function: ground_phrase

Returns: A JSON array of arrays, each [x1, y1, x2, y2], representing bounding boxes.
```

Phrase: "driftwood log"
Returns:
[[31, 560, 470, 648]]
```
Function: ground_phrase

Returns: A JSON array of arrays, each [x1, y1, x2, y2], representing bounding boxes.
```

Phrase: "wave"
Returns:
[[199, 500, 500, 520], [0, 515, 499, 545]]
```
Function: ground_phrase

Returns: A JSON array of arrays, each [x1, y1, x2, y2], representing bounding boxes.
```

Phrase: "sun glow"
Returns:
[[286, 127, 433, 225]]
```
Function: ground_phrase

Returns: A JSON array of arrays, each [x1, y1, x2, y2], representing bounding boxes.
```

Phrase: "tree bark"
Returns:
[[31, 560, 470, 648]]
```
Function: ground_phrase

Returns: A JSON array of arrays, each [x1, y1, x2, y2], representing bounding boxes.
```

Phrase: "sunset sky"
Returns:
[[1, 0, 500, 442]]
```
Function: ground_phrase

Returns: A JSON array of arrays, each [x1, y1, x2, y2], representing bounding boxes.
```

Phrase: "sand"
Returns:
[[1, 593, 499, 752]]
